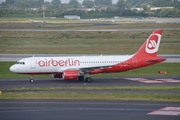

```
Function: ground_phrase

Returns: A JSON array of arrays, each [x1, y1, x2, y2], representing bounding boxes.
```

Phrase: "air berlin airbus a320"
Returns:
[[10, 30, 166, 83]]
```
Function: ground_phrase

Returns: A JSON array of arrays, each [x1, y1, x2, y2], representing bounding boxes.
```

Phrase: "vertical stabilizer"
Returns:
[[134, 30, 162, 57]]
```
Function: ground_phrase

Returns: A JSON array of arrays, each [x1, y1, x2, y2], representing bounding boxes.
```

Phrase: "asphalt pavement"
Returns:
[[0, 77, 180, 120], [0, 100, 179, 120], [0, 77, 180, 89]]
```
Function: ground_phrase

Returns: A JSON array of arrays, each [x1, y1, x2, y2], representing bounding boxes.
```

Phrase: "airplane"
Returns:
[[10, 30, 166, 83], [29, 19, 46, 23]]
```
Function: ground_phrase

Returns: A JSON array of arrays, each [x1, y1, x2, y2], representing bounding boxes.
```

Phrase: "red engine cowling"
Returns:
[[52, 73, 62, 78], [62, 70, 79, 80]]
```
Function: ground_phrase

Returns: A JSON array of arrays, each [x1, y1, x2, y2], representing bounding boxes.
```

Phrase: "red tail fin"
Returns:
[[134, 30, 163, 57]]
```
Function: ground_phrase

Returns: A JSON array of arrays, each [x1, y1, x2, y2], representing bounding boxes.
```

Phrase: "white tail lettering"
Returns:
[[145, 34, 161, 54]]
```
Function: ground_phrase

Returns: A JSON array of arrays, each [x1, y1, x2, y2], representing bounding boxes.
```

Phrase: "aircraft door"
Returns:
[[30, 58, 36, 69], [132, 57, 137, 67]]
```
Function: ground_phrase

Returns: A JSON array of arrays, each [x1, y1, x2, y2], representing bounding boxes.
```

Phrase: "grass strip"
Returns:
[[0, 92, 179, 102], [0, 30, 180, 54], [3, 86, 180, 91]]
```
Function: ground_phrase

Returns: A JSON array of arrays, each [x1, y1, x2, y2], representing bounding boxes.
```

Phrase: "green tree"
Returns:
[[163, 9, 173, 17], [117, 0, 127, 11], [94, 0, 112, 6], [175, 3, 180, 10], [16, 0, 44, 8], [69, 0, 81, 8], [44, 1, 51, 6], [82, 0, 94, 8], [17, 2, 26, 9], [5, 0, 15, 5], [37, 0, 44, 7], [142, 3, 150, 11], [158, 8, 180, 17], [51, 0, 61, 5], [151, 0, 174, 7]]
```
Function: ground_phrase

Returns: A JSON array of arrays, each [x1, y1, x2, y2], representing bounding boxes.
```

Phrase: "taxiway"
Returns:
[[0, 100, 180, 120], [1, 77, 180, 120], [0, 77, 180, 89]]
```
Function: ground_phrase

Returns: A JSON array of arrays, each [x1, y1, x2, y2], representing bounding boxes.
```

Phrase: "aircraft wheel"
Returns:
[[30, 79, 34, 83], [85, 77, 92, 82], [78, 76, 84, 81]]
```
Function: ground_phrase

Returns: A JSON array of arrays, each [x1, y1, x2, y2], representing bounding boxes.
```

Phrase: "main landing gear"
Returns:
[[78, 74, 92, 83], [85, 77, 92, 82], [29, 74, 92, 83], [30, 74, 34, 83]]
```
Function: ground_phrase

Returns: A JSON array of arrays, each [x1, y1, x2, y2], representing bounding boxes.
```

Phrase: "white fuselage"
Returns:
[[10, 55, 133, 74]]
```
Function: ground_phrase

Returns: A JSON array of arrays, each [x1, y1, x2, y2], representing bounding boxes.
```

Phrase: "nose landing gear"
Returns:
[[30, 74, 34, 83]]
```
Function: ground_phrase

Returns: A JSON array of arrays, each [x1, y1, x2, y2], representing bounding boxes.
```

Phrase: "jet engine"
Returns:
[[62, 70, 79, 80]]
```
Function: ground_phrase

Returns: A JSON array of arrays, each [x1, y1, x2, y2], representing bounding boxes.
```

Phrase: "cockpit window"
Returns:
[[16, 62, 25, 65]]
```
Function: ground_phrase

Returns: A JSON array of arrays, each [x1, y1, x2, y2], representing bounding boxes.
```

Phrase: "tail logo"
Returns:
[[146, 34, 161, 54], [148, 40, 157, 49]]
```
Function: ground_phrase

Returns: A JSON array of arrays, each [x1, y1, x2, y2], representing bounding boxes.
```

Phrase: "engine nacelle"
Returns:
[[52, 73, 62, 78], [62, 70, 79, 80]]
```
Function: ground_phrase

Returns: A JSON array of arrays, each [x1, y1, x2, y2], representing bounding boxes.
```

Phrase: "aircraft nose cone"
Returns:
[[9, 65, 17, 73]]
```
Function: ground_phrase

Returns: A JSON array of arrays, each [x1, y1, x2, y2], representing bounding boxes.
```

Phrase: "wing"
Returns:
[[79, 65, 113, 73], [57, 64, 114, 73]]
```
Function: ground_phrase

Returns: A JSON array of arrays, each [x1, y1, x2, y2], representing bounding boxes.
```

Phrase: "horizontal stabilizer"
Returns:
[[146, 57, 166, 63]]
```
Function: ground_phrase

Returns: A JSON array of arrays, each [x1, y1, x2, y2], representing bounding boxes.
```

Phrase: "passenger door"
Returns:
[[30, 58, 36, 69]]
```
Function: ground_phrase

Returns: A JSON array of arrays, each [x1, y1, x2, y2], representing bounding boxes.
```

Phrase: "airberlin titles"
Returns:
[[38, 58, 80, 67]]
